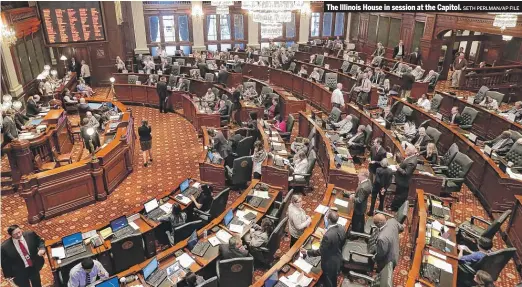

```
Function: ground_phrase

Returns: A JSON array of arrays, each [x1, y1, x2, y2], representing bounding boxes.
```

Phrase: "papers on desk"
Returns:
[[270, 137, 281, 142], [435, 113, 443, 121], [431, 220, 444, 232], [236, 209, 258, 218], [429, 249, 447, 260], [229, 224, 244, 234], [100, 227, 113, 239], [216, 229, 232, 243], [129, 222, 140, 230], [176, 253, 195, 269], [426, 255, 453, 273], [293, 257, 313, 273], [128, 213, 140, 222], [253, 190, 270, 199], [287, 96, 299, 101], [419, 171, 434, 177], [280, 271, 313, 287], [193, 182, 201, 189], [175, 194, 192, 205], [334, 198, 349, 208], [208, 236, 221, 246], [338, 216, 348, 227], [507, 168, 522, 180], [467, 97, 475, 104], [467, 133, 477, 143], [51, 247, 66, 259], [314, 204, 329, 214], [160, 202, 173, 214]]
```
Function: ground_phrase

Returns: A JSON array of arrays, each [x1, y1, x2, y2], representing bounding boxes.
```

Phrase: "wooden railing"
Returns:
[[458, 65, 522, 91]]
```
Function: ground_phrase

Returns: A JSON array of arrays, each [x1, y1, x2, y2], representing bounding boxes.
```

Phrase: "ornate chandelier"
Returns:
[[260, 23, 283, 39], [0, 22, 17, 47], [243, 1, 304, 25], [492, 13, 518, 32], [253, 11, 292, 24]]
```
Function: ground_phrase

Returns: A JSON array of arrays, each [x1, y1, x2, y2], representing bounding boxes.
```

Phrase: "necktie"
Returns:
[[17, 239, 33, 267], [86, 272, 91, 285]]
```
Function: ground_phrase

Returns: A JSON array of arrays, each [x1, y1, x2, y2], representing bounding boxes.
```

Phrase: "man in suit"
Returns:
[[451, 52, 468, 88], [411, 127, 431, 152], [501, 101, 522, 122], [485, 131, 514, 156], [373, 214, 404, 271], [393, 40, 405, 60], [372, 42, 385, 57], [156, 76, 168, 113], [371, 67, 386, 85], [219, 236, 249, 259], [350, 171, 372, 233], [208, 128, 230, 160], [69, 57, 82, 76], [174, 78, 187, 92], [450, 106, 462, 125], [401, 67, 415, 99], [390, 145, 418, 211], [1, 225, 46, 287], [26, 96, 40, 117], [368, 137, 387, 183], [369, 159, 394, 215], [80, 118, 101, 153], [2, 109, 19, 148], [409, 47, 422, 66], [347, 125, 366, 156], [302, 209, 345, 287]]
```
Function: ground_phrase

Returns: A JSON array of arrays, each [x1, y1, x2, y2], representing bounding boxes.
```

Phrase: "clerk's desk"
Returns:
[[114, 180, 280, 287], [252, 184, 354, 287], [407, 189, 458, 287], [435, 90, 522, 140], [390, 96, 522, 214]]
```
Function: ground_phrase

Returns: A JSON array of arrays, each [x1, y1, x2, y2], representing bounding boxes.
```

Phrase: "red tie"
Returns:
[[18, 240, 33, 267]]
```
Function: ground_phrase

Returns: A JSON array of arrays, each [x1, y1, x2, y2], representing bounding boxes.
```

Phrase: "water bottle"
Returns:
[[203, 229, 208, 240]]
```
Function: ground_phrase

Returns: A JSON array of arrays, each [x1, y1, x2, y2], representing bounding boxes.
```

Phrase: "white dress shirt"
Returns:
[[331, 88, 345, 107], [417, 98, 431, 110], [68, 260, 109, 287], [81, 64, 91, 78], [13, 237, 31, 267], [398, 45, 403, 56]]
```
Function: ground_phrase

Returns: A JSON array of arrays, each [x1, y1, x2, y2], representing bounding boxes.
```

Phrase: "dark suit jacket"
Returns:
[[81, 126, 101, 152], [3, 116, 18, 143], [69, 61, 82, 75], [486, 137, 514, 155], [156, 81, 168, 99], [395, 155, 417, 187], [393, 45, 405, 58], [213, 131, 230, 158], [371, 72, 385, 85], [453, 58, 468, 70], [26, 100, 39, 117], [354, 180, 372, 215], [307, 224, 345, 275], [409, 52, 422, 65], [1, 231, 45, 278], [219, 244, 249, 259], [246, 51, 254, 59], [375, 167, 393, 191], [14, 113, 29, 130], [369, 146, 387, 174], [421, 151, 438, 164], [450, 113, 462, 125], [402, 72, 415, 90], [375, 218, 403, 271], [411, 134, 431, 150]]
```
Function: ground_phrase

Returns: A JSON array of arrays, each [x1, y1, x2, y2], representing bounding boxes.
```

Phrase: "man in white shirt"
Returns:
[[291, 151, 309, 178], [332, 114, 353, 136], [68, 258, 108, 287], [297, 65, 308, 77], [416, 94, 431, 111], [80, 60, 91, 86], [331, 83, 345, 109]]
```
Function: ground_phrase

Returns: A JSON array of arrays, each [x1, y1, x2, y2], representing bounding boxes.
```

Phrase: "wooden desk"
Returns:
[[17, 100, 135, 223], [258, 122, 289, 191], [199, 127, 226, 190], [180, 95, 221, 132], [252, 184, 353, 286]]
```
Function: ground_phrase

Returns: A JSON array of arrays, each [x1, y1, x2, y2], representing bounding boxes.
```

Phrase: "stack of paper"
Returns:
[[100, 227, 113, 239], [129, 222, 140, 230], [82, 230, 97, 240], [127, 213, 140, 222], [338, 217, 348, 227], [229, 224, 244, 234], [426, 255, 453, 273], [253, 190, 270, 199], [160, 202, 173, 213], [314, 205, 329, 214], [193, 182, 201, 189], [51, 247, 66, 259], [208, 236, 221, 246], [216, 230, 232, 243], [176, 253, 195, 269], [176, 195, 192, 205], [334, 198, 349, 208], [293, 257, 313, 273]]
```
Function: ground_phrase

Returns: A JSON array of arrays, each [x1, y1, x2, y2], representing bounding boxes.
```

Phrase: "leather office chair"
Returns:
[[175, 58, 186, 66], [510, 130, 522, 142], [220, 100, 233, 126], [166, 57, 173, 65], [394, 105, 412, 124], [430, 93, 443, 113], [58, 254, 93, 286], [183, 79, 191, 92], [341, 61, 351, 74], [34, 154, 57, 172], [218, 70, 229, 86], [216, 257, 254, 287], [212, 87, 220, 98], [439, 152, 473, 195], [171, 65, 181, 76], [266, 189, 294, 224], [342, 225, 379, 273], [234, 136, 254, 157], [195, 276, 218, 287], [190, 69, 201, 79], [349, 115, 360, 134], [198, 63, 208, 77], [325, 73, 338, 90], [427, 72, 440, 91], [316, 68, 325, 82], [194, 188, 230, 222], [315, 54, 325, 66], [351, 125, 372, 158], [52, 148, 72, 167], [288, 62, 296, 73], [435, 143, 459, 169], [458, 209, 512, 249], [426, 127, 442, 145], [486, 90, 505, 105], [111, 234, 146, 273], [289, 149, 316, 191], [205, 73, 215, 82], [460, 107, 479, 130], [458, 248, 516, 286], [225, 156, 253, 188], [168, 75, 178, 87], [260, 86, 273, 98], [328, 107, 342, 123], [250, 217, 288, 267], [173, 220, 204, 244], [505, 142, 522, 167], [473, 86, 490, 104], [343, 261, 394, 287], [127, 75, 138, 84], [364, 200, 409, 234], [279, 114, 294, 142]]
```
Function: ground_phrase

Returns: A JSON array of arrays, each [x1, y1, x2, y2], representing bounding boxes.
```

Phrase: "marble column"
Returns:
[[346, 13, 352, 41], [248, 13, 260, 49], [191, 1, 206, 52], [1, 41, 23, 97], [131, 1, 150, 54], [298, 2, 311, 45]]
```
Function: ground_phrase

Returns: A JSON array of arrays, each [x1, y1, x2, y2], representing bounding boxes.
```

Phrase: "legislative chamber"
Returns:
[[2, 1, 522, 287]]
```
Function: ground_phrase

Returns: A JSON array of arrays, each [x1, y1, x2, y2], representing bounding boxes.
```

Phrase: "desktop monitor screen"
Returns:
[[144, 199, 159, 213], [187, 230, 198, 249], [264, 271, 279, 287], [223, 209, 234, 226], [180, 179, 190, 193], [62, 232, 83, 248], [95, 277, 119, 287], [142, 257, 158, 280], [110, 216, 128, 232]]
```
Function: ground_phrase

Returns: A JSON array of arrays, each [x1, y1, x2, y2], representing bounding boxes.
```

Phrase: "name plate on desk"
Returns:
[[138, 70, 144, 74], [122, 70, 128, 74], [323, 52, 329, 56], [435, 113, 443, 121], [157, 70, 163, 75], [468, 133, 477, 144], [325, 64, 330, 69], [484, 145, 492, 156]]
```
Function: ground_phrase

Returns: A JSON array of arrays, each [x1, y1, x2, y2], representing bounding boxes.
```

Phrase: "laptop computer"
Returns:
[[62, 232, 86, 258], [223, 209, 234, 226], [110, 216, 135, 239], [144, 198, 166, 220], [188, 230, 211, 257], [180, 178, 200, 197], [264, 272, 279, 287], [142, 257, 167, 287], [95, 276, 119, 287]]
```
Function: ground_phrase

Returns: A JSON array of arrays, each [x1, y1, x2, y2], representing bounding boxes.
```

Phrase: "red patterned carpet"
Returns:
[[1, 81, 521, 286]]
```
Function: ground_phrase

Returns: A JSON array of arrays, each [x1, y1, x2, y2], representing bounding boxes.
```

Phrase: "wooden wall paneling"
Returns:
[[400, 13, 415, 55]]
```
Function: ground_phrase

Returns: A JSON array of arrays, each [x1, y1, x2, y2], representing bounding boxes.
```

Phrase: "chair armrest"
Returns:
[[349, 231, 371, 239], [221, 115, 230, 119], [265, 215, 278, 221], [375, 210, 394, 218], [470, 216, 491, 226], [348, 271, 374, 283], [252, 246, 269, 253], [510, 166, 522, 172], [460, 263, 477, 274], [193, 209, 211, 217], [225, 166, 233, 175], [445, 177, 465, 183], [292, 173, 311, 177], [348, 250, 374, 259]]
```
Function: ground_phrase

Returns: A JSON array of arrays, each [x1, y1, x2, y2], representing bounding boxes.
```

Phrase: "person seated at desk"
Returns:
[[484, 131, 514, 156], [143, 56, 156, 74], [416, 94, 431, 111], [252, 141, 267, 180], [68, 258, 109, 287], [450, 106, 462, 125], [77, 79, 94, 97], [377, 80, 391, 109], [501, 101, 522, 122], [26, 95, 41, 117], [159, 203, 187, 246], [265, 98, 280, 120], [244, 85, 258, 101], [297, 65, 308, 77], [308, 68, 321, 82], [289, 151, 309, 176], [479, 95, 499, 111], [144, 74, 157, 86], [346, 125, 366, 153], [371, 66, 386, 85], [411, 127, 431, 152], [208, 129, 230, 159], [201, 88, 216, 107], [354, 73, 372, 106], [291, 138, 310, 156], [185, 272, 205, 287], [473, 270, 496, 287], [309, 54, 316, 64], [374, 213, 404, 271], [190, 184, 213, 214], [403, 118, 417, 141], [220, 236, 249, 259], [173, 78, 187, 92], [421, 142, 439, 164], [411, 65, 424, 81], [331, 114, 353, 137], [245, 217, 273, 248], [63, 88, 78, 104], [273, 115, 287, 133], [458, 236, 492, 266], [423, 70, 438, 87]]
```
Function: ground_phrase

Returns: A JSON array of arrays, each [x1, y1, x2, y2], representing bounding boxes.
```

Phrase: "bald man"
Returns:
[[374, 214, 404, 271], [390, 145, 417, 211]]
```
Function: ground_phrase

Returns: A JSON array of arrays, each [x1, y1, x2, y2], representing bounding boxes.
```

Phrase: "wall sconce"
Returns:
[[192, 6, 203, 18], [0, 21, 17, 47], [502, 35, 513, 41], [300, 3, 311, 16]]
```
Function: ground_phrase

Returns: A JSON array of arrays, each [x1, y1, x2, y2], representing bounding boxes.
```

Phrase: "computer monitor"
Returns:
[[62, 232, 83, 248], [223, 209, 234, 226], [187, 230, 198, 249], [95, 276, 119, 287], [180, 179, 190, 193], [144, 199, 159, 213], [110, 216, 128, 232], [142, 257, 159, 280], [264, 271, 279, 287]]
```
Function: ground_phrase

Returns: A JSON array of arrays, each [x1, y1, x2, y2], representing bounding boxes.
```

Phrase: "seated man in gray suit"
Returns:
[[484, 130, 514, 156], [219, 236, 249, 259]]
